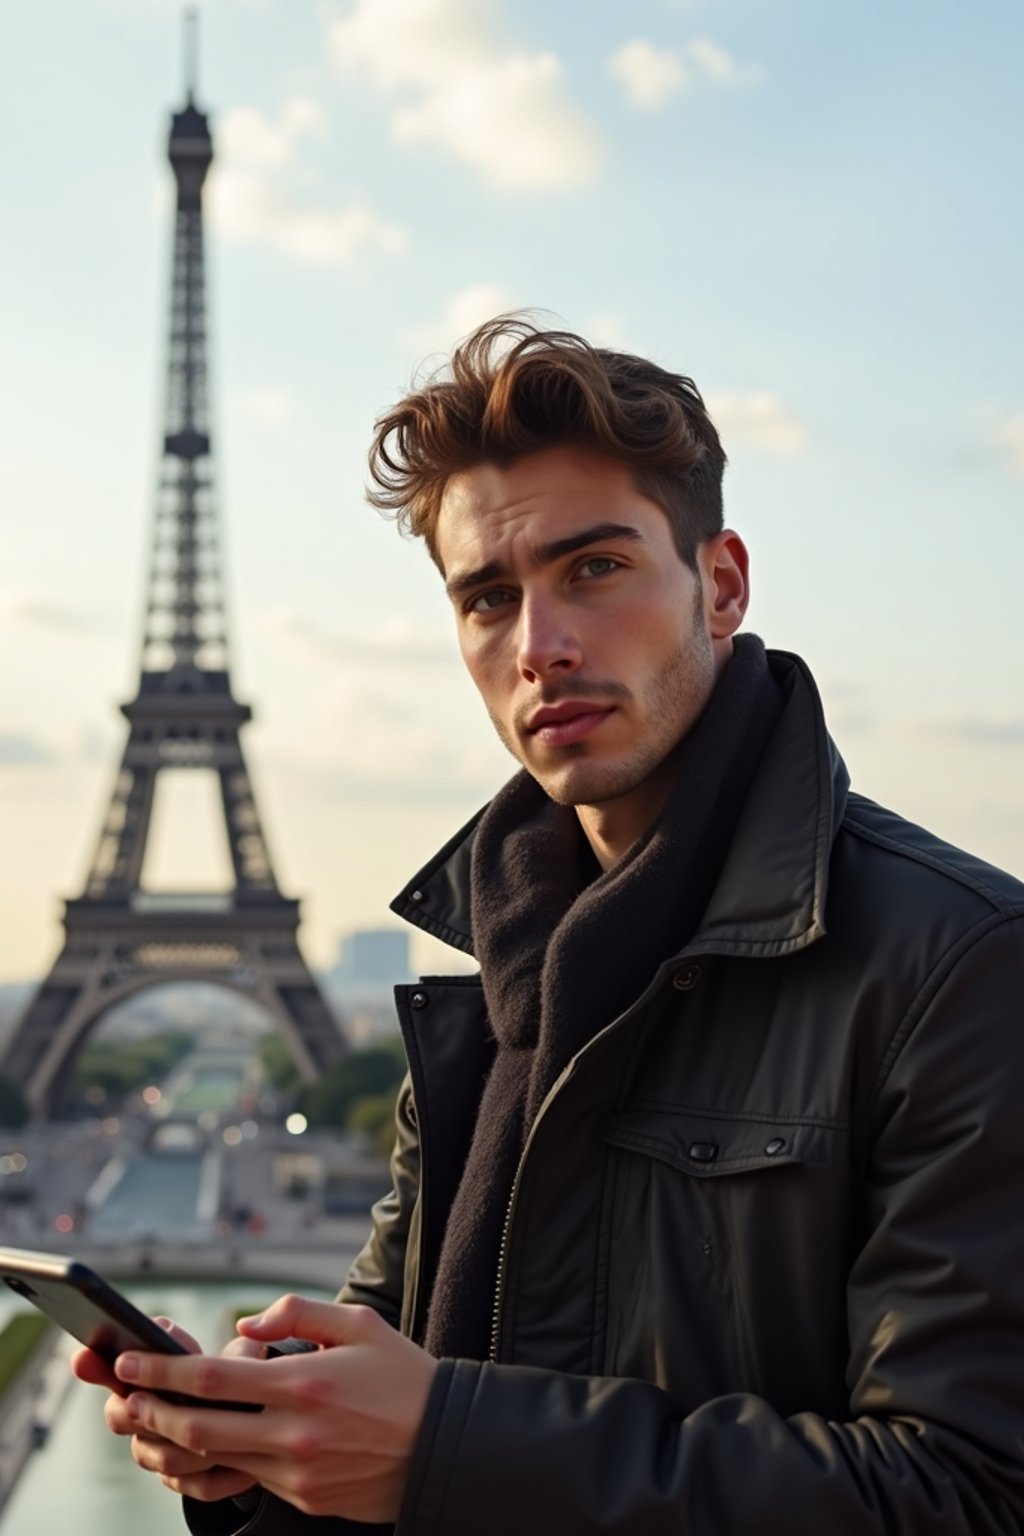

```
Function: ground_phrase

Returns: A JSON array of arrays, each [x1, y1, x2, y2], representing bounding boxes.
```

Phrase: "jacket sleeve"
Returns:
[[396, 916, 1024, 1536], [338, 1074, 420, 1325], [181, 1076, 421, 1536], [182, 1494, 390, 1536]]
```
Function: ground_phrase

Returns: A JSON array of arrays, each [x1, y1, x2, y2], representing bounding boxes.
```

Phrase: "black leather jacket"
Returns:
[[189, 650, 1024, 1535]]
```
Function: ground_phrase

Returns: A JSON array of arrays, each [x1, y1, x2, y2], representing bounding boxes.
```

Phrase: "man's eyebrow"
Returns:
[[444, 522, 644, 603], [536, 522, 644, 566]]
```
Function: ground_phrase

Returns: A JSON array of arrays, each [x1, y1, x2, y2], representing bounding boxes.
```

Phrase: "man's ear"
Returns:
[[701, 530, 750, 640]]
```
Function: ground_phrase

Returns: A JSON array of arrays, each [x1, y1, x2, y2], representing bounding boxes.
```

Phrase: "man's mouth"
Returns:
[[526, 703, 614, 747]]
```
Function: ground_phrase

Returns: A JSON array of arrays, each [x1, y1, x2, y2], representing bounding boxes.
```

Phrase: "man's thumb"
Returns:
[[236, 1294, 365, 1346]]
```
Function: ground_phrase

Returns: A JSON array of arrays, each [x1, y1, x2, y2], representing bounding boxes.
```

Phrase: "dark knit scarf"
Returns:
[[423, 634, 782, 1360]]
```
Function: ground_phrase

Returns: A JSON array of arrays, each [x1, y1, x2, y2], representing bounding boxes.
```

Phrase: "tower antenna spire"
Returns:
[[184, 6, 199, 104]]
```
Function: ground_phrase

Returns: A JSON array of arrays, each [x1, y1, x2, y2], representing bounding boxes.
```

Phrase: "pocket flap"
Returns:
[[602, 1105, 840, 1176]]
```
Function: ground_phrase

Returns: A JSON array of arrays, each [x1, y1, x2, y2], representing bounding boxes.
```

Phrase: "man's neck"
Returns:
[[575, 751, 683, 871]]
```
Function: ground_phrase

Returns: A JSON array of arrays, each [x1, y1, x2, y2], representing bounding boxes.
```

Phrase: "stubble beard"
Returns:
[[489, 600, 716, 808]]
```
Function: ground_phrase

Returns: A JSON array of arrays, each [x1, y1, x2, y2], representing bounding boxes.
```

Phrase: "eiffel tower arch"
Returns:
[[0, 28, 347, 1116]]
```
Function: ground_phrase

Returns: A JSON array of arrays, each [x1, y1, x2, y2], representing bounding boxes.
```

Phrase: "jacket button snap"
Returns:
[[411, 991, 428, 1009], [764, 1138, 787, 1156], [672, 965, 702, 991], [410, 889, 425, 903], [688, 1141, 719, 1163]]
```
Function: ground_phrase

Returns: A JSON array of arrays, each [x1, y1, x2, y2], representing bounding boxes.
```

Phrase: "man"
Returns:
[[76, 317, 1024, 1533]]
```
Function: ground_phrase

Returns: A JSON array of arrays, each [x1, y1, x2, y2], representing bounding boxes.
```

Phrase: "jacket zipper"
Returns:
[[488, 1065, 571, 1362], [488, 1188, 517, 1361], [488, 1069, 568, 1357], [487, 961, 700, 1364]]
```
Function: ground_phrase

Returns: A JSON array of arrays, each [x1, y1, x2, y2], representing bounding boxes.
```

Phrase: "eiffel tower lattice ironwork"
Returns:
[[1, 36, 346, 1115]]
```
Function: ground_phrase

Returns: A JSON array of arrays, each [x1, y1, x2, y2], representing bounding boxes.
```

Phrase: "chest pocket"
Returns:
[[600, 1103, 849, 1326], [601, 1104, 837, 1176], [598, 1104, 852, 1412]]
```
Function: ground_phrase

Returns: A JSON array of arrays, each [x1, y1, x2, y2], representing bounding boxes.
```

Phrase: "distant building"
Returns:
[[331, 930, 413, 989], [324, 930, 415, 1045]]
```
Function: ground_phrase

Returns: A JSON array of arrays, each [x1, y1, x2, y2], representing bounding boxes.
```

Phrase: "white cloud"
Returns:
[[405, 283, 519, 356], [686, 36, 761, 87], [327, 0, 600, 192], [406, 301, 635, 365], [208, 96, 404, 267], [0, 591, 100, 634], [219, 98, 326, 168], [277, 203, 405, 264], [233, 388, 294, 430], [391, 53, 595, 192], [931, 715, 1024, 747], [251, 606, 509, 800], [705, 391, 807, 456], [585, 312, 630, 349], [208, 167, 405, 266], [608, 40, 688, 111], [817, 678, 876, 739], [102, 0, 271, 8], [0, 733, 54, 768], [71, 723, 118, 766], [328, 0, 494, 91], [990, 414, 1024, 475], [608, 35, 761, 111], [257, 608, 454, 669], [447, 284, 518, 338]]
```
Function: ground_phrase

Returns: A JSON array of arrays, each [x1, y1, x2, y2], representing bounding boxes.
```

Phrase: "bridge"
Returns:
[[40, 1229, 367, 1293]]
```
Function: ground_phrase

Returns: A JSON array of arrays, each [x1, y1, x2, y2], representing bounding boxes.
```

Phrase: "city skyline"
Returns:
[[2, 0, 1022, 987]]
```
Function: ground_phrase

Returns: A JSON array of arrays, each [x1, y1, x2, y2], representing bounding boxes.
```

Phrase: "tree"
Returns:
[[259, 1034, 302, 1098], [71, 1030, 193, 1105], [299, 1044, 404, 1130], [348, 1090, 402, 1158], [0, 1076, 29, 1128]]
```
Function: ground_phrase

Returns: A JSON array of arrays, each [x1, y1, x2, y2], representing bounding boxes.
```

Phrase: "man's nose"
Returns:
[[516, 595, 583, 681]]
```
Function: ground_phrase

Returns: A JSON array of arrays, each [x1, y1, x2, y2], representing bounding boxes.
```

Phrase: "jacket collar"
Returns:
[[390, 648, 849, 963]]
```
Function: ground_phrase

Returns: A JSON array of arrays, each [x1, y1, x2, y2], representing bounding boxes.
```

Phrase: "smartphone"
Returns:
[[0, 1245, 261, 1412]]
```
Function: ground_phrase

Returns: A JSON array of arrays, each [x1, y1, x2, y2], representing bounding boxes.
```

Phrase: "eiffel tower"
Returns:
[[0, 23, 346, 1116]]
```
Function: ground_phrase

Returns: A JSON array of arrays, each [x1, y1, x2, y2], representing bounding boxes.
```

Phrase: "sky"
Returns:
[[1, 0, 1023, 987]]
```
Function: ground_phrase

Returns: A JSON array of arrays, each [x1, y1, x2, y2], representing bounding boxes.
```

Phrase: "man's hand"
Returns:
[[109, 1296, 438, 1524], [71, 1318, 261, 1503]]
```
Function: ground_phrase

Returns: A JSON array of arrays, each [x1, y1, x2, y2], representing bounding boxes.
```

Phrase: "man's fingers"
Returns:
[[153, 1316, 201, 1354], [105, 1393, 174, 1441], [104, 1391, 139, 1437], [71, 1346, 120, 1392], [115, 1350, 269, 1407], [124, 1392, 277, 1453], [160, 1467, 259, 1503], [236, 1294, 378, 1348], [132, 1433, 211, 1478], [73, 1317, 200, 1398], [222, 1335, 268, 1360]]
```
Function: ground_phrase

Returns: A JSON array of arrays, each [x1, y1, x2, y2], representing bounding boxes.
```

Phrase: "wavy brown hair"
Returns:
[[367, 314, 726, 571]]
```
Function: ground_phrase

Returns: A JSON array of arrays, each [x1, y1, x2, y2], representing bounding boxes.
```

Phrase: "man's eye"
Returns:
[[468, 589, 512, 614], [578, 557, 620, 578]]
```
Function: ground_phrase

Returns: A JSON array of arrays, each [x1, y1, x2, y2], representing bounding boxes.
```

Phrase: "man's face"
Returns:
[[436, 445, 737, 814]]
